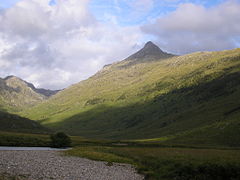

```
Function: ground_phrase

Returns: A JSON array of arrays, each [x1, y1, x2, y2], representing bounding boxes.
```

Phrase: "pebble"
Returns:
[[0, 151, 144, 180]]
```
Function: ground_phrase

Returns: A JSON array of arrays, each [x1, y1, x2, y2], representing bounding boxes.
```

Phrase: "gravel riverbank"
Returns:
[[0, 151, 144, 180]]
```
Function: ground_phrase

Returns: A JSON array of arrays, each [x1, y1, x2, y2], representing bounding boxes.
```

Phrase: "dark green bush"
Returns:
[[50, 132, 71, 148]]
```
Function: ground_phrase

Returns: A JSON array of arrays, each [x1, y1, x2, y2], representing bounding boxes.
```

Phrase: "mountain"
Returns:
[[0, 76, 59, 112], [21, 42, 240, 146]]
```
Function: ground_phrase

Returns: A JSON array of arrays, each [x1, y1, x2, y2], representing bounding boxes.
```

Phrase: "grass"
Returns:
[[0, 131, 51, 147], [0, 111, 49, 134], [0, 131, 112, 147], [0, 173, 28, 180], [66, 145, 240, 180]]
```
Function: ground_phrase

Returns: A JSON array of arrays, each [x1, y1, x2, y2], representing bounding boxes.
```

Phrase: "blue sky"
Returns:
[[0, 0, 239, 89], [89, 0, 225, 26], [0, 0, 226, 26], [0, 0, 20, 8]]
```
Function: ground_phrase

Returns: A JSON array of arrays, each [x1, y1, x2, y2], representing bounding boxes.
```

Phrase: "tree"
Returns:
[[50, 132, 71, 148]]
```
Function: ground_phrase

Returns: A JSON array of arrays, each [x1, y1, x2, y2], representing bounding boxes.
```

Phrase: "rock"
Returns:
[[0, 151, 144, 180]]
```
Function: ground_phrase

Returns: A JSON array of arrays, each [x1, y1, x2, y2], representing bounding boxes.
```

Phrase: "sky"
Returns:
[[0, 0, 239, 90]]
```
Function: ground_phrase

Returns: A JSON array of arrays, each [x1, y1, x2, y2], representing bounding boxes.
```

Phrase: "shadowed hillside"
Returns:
[[0, 111, 49, 134]]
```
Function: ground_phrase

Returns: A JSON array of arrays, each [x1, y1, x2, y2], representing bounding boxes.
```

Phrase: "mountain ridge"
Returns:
[[4, 75, 60, 97], [0, 75, 60, 112]]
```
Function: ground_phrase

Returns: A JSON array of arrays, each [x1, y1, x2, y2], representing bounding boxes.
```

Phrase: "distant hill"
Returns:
[[21, 42, 240, 146], [0, 76, 59, 112]]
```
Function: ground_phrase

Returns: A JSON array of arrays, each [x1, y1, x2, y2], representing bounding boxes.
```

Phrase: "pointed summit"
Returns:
[[126, 41, 174, 61], [143, 41, 161, 50]]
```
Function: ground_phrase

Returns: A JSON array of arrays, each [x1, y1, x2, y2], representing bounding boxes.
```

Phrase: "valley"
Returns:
[[16, 43, 240, 147]]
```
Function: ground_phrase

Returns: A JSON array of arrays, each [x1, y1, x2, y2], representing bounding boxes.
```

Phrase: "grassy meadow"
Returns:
[[66, 145, 240, 180], [0, 131, 111, 147], [0, 131, 51, 147]]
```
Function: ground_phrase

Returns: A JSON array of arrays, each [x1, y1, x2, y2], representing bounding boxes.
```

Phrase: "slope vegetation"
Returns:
[[22, 42, 240, 145], [0, 111, 49, 134]]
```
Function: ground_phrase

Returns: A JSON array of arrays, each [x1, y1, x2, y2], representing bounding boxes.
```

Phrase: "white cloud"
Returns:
[[1, 0, 239, 90], [141, 0, 240, 54], [0, 0, 142, 89]]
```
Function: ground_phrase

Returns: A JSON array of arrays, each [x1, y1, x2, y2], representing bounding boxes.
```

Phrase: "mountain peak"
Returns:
[[126, 41, 174, 61], [143, 41, 160, 49]]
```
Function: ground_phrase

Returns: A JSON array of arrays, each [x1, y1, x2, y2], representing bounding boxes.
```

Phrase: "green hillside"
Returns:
[[21, 42, 240, 145]]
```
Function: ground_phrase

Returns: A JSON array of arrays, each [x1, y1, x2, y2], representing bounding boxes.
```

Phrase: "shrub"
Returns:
[[50, 132, 71, 148]]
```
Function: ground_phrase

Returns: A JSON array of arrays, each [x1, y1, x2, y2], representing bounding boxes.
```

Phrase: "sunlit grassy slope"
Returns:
[[22, 47, 240, 144]]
